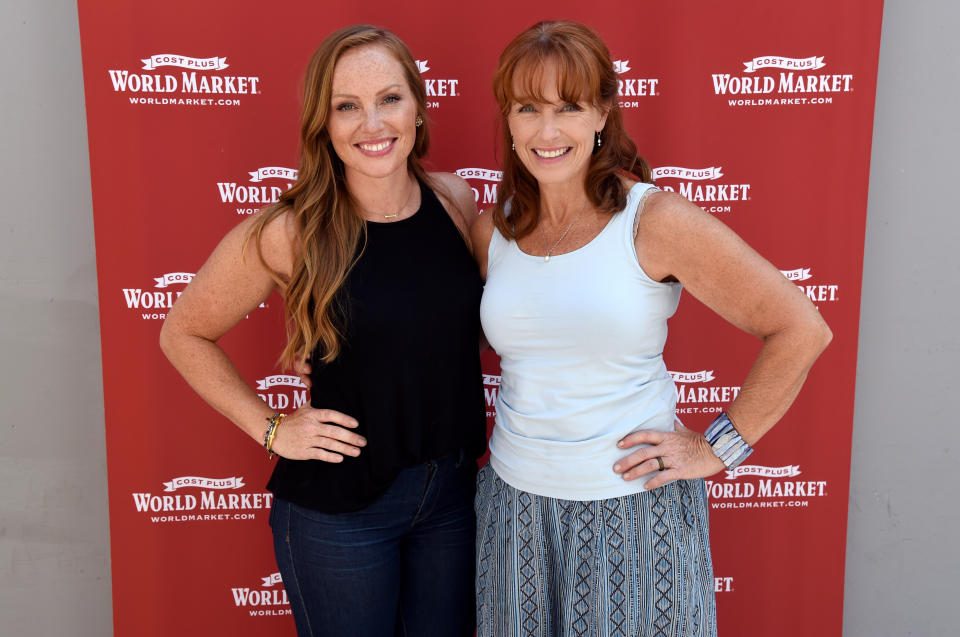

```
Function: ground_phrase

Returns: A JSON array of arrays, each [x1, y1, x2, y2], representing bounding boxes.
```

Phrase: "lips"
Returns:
[[532, 147, 571, 159], [355, 138, 396, 156]]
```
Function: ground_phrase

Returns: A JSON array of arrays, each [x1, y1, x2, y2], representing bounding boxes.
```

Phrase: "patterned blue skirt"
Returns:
[[475, 464, 717, 637]]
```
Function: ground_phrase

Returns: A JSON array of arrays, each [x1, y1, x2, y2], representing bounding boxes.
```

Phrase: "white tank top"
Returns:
[[480, 182, 682, 500]]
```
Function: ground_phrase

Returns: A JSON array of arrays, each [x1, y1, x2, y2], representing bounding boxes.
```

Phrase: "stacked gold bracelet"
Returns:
[[263, 412, 286, 459]]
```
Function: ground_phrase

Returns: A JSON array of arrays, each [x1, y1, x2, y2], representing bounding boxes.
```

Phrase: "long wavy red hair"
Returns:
[[491, 21, 651, 239], [247, 25, 432, 366]]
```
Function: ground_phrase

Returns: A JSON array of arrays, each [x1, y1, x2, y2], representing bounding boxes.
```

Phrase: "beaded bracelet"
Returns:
[[263, 412, 286, 460], [704, 412, 754, 470]]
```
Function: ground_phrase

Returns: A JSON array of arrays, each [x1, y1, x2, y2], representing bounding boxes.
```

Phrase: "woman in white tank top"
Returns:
[[471, 21, 832, 637]]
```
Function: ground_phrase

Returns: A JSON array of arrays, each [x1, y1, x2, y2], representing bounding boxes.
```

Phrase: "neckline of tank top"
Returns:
[[511, 181, 648, 262], [363, 178, 430, 227]]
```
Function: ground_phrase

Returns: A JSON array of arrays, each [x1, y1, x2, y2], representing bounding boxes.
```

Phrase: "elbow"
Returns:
[[158, 318, 177, 361], [808, 313, 833, 357]]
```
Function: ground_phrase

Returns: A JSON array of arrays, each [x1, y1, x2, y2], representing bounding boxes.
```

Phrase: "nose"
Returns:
[[539, 112, 560, 141], [360, 107, 383, 133]]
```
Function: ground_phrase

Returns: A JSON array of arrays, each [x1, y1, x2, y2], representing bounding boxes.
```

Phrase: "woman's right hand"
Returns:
[[271, 406, 365, 462]]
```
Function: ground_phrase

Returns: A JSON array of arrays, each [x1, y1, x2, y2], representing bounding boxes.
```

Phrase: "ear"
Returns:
[[597, 103, 610, 131]]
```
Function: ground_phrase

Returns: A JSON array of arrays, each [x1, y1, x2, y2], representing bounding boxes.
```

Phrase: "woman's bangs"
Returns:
[[505, 50, 598, 107]]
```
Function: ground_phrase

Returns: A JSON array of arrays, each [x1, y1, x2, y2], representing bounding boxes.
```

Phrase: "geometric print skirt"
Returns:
[[475, 464, 717, 637]]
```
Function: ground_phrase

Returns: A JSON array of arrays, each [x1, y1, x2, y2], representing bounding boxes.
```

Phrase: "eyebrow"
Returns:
[[332, 84, 404, 99]]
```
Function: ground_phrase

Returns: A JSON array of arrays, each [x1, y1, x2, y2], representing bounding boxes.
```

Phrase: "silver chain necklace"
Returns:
[[537, 200, 589, 262]]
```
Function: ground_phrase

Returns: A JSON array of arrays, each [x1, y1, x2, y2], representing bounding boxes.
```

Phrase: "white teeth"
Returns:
[[534, 148, 569, 158], [359, 141, 392, 152]]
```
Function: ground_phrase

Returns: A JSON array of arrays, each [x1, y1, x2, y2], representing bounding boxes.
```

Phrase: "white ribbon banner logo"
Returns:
[[154, 272, 194, 288], [456, 168, 503, 182], [668, 370, 716, 383], [416, 59, 430, 73], [141, 55, 229, 71], [261, 573, 284, 587], [725, 465, 801, 480], [743, 56, 825, 72], [248, 167, 298, 182], [613, 60, 632, 74], [163, 476, 246, 492], [652, 166, 723, 181], [257, 375, 308, 390], [482, 374, 501, 386], [780, 268, 813, 281]]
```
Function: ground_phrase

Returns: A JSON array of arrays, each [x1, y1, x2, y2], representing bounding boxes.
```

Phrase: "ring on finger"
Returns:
[[656, 456, 665, 471]]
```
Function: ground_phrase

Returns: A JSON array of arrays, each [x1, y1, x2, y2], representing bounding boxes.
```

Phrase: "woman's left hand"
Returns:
[[613, 421, 725, 490]]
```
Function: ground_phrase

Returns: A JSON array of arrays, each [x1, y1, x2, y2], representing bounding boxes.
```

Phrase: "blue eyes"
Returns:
[[335, 95, 402, 111]]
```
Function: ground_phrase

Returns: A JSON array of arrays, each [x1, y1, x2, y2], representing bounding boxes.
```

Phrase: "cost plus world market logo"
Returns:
[[122, 272, 194, 320], [482, 373, 500, 419], [780, 266, 840, 307], [217, 166, 298, 215], [256, 374, 309, 412], [706, 463, 829, 510], [415, 59, 460, 109], [613, 59, 660, 108], [455, 168, 502, 208], [669, 369, 741, 417], [131, 475, 273, 523], [231, 572, 292, 618], [122, 271, 267, 321], [652, 165, 752, 214], [715, 576, 734, 593], [107, 53, 261, 107], [712, 55, 854, 108]]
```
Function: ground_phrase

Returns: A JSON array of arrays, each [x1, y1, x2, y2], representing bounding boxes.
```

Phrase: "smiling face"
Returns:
[[327, 44, 419, 181], [507, 59, 608, 187]]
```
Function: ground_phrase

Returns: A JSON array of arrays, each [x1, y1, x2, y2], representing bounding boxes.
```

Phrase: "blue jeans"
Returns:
[[270, 451, 477, 636]]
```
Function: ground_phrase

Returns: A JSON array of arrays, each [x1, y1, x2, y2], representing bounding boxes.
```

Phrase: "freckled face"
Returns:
[[327, 45, 419, 180], [507, 60, 608, 187]]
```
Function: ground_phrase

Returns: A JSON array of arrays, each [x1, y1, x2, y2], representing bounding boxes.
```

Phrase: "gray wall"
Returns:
[[0, 1, 955, 635], [0, 1, 112, 636], [843, 2, 960, 635]]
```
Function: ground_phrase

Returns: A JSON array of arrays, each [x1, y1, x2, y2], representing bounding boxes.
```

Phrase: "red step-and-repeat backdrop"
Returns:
[[78, 1, 883, 634]]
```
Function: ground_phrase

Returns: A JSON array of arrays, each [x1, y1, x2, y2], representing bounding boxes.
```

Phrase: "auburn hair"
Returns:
[[247, 25, 432, 366], [491, 20, 652, 239]]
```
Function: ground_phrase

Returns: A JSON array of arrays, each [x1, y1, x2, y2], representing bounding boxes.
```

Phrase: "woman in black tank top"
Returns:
[[160, 26, 483, 637]]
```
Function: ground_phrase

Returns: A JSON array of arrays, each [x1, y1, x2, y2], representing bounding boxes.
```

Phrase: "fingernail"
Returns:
[[617, 441, 624, 447], [613, 464, 621, 472]]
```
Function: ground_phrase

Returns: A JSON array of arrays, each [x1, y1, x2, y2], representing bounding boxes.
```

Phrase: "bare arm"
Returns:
[[159, 211, 365, 461], [431, 171, 478, 251], [616, 190, 832, 487], [470, 206, 495, 281]]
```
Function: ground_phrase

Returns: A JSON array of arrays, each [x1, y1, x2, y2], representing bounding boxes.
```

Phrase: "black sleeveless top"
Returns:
[[266, 181, 486, 513]]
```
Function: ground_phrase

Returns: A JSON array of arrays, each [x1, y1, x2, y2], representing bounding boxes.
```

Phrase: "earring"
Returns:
[[415, 114, 423, 127], [595, 131, 602, 148], [511, 139, 515, 151]]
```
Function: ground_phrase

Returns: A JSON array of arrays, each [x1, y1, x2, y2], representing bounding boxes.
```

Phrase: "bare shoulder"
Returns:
[[429, 171, 477, 235], [471, 206, 496, 241], [247, 205, 298, 279], [470, 207, 497, 279], [635, 187, 763, 284]]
